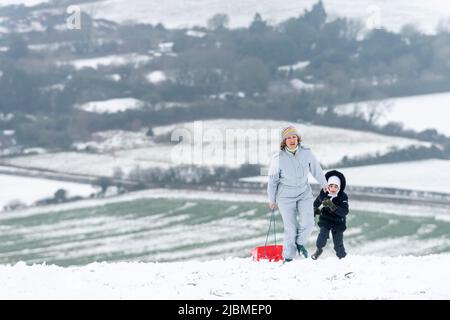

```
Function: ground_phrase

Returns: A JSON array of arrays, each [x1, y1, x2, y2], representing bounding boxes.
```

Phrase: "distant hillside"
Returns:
[[2, 119, 433, 176], [76, 0, 449, 34], [1, 0, 449, 158]]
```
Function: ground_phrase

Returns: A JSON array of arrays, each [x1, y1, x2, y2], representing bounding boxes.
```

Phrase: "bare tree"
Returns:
[[436, 18, 450, 34], [113, 167, 124, 180], [346, 99, 392, 125], [364, 100, 393, 125], [207, 13, 230, 31]]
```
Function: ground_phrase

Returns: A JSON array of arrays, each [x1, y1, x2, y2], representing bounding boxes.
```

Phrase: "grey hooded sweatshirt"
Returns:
[[267, 146, 328, 203]]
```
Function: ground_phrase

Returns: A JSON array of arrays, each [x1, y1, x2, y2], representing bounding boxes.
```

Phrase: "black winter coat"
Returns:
[[314, 170, 349, 231]]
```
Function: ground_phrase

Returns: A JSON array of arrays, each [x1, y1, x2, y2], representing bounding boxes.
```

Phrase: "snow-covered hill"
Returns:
[[1, 254, 449, 299], [4, 1, 448, 35], [75, 0, 450, 34], [0, 173, 97, 209], [334, 92, 450, 136], [334, 159, 450, 194], [145, 119, 434, 167], [1, 188, 448, 266], [3, 119, 430, 176], [242, 159, 450, 195]]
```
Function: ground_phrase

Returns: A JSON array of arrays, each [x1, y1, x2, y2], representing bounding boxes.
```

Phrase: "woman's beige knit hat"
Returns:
[[281, 125, 300, 141]]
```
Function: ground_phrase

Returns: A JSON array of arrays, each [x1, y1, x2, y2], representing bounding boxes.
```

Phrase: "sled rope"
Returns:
[[264, 209, 277, 254]]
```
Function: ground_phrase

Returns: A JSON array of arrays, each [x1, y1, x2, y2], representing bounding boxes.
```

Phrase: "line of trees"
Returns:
[[127, 164, 262, 186]]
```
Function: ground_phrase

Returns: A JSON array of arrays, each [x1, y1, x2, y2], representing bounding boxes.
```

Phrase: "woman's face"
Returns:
[[285, 135, 298, 148]]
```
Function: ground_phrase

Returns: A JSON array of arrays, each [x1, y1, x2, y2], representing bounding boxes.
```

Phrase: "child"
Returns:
[[311, 170, 349, 259]]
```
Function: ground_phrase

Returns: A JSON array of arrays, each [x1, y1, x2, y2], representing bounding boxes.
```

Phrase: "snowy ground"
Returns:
[[1, 254, 449, 299], [334, 92, 450, 136], [0, 174, 97, 209], [78, 0, 450, 34]]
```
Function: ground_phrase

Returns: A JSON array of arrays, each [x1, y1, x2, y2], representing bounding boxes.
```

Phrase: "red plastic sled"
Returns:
[[251, 244, 284, 262]]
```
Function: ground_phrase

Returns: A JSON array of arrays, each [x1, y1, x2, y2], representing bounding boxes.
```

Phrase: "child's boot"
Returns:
[[311, 248, 323, 260]]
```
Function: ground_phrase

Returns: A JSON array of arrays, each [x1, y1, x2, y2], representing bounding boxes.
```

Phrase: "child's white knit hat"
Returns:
[[328, 176, 341, 189]]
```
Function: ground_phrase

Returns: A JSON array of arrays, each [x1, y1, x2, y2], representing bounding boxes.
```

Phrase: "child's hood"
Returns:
[[325, 170, 347, 194]]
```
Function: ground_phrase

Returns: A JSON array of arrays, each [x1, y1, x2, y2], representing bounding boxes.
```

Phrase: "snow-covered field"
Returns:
[[74, 129, 155, 151], [0, 182, 447, 299], [3, 119, 431, 176], [78, 0, 450, 34], [76, 98, 145, 114], [146, 71, 167, 84], [2, 151, 170, 177], [0, 255, 449, 299], [0, 174, 97, 209], [335, 92, 450, 136], [151, 119, 431, 167], [0, 0, 48, 6], [3, 187, 449, 221], [242, 159, 450, 195], [58, 54, 152, 70], [336, 159, 450, 194], [0, 187, 448, 268]]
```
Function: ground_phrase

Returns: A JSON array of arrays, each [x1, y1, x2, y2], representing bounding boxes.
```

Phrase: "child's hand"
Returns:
[[322, 198, 337, 211]]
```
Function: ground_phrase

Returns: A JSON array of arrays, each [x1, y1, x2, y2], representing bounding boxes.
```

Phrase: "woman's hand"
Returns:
[[269, 202, 278, 210]]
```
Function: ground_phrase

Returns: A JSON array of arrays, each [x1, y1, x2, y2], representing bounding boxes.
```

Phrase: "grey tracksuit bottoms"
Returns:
[[277, 194, 314, 260]]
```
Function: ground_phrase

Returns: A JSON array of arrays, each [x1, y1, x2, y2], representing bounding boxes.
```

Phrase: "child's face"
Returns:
[[328, 184, 339, 194]]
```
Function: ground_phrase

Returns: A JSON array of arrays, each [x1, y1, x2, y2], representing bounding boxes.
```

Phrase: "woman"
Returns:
[[267, 125, 328, 262]]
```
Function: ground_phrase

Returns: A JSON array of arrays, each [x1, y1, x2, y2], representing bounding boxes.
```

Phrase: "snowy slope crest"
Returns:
[[1, 254, 449, 299]]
